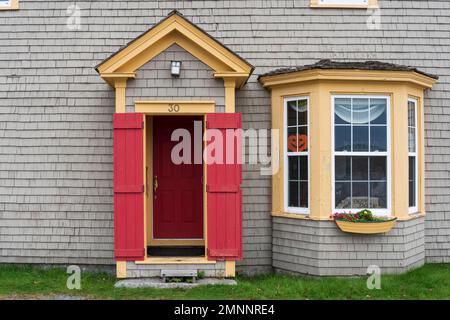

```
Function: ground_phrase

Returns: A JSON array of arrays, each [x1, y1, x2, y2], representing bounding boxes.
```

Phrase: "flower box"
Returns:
[[332, 210, 397, 235], [335, 219, 397, 234]]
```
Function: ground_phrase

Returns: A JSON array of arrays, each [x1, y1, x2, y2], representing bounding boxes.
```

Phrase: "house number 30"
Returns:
[[168, 104, 180, 112]]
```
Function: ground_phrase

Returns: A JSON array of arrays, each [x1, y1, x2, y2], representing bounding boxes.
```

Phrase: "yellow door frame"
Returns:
[[140, 101, 214, 263]]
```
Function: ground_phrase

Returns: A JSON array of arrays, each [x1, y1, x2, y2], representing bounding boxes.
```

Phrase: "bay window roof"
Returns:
[[259, 59, 438, 87], [259, 59, 439, 79]]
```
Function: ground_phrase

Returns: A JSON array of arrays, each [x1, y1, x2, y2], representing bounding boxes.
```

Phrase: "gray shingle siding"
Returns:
[[0, 0, 449, 273], [126, 44, 225, 113], [273, 217, 426, 276]]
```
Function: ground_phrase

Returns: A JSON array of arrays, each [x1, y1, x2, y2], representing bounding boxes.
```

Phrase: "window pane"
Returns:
[[288, 156, 299, 180], [409, 181, 415, 207], [335, 126, 351, 151], [286, 98, 309, 210], [335, 182, 351, 209], [352, 182, 369, 208], [334, 96, 389, 211], [370, 182, 387, 208], [370, 157, 387, 180], [299, 156, 308, 181], [288, 181, 299, 207], [408, 101, 416, 127], [352, 98, 369, 124], [297, 126, 308, 152], [370, 126, 387, 152], [300, 181, 308, 208], [408, 128, 416, 153], [409, 156, 416, 208], [287, 100, 297, 126], [335, 156, 351, 181], [297, 99, 308, 126], [352, 157, 368, 180], [352, 126, 369, 151], [287, 127, 297, 152], [409, 156, 416, 181], [370, 99, 387, 124], [335, 98, 351, 124]]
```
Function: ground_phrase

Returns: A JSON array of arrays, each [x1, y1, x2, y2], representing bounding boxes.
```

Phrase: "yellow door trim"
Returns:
[[143, 104, 213, 261], [136, 101, 215, 114], [149, 239, 205, 247], [135, 257, 216, 265]]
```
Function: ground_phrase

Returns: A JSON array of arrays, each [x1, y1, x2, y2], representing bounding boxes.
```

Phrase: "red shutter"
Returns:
[[113, 113, 145, 261], [206, 113, 243, 261]]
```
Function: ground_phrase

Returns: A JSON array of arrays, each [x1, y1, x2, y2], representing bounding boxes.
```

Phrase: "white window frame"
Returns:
[[331, 95, 392, 217], [408, 98, 419, 214], [310, 0, 377, 8], [0, 0, 19, 10], [284, 96, 310, 215]]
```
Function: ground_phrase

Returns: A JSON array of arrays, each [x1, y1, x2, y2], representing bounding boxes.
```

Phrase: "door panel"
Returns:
[[153, 116, 203, 239]]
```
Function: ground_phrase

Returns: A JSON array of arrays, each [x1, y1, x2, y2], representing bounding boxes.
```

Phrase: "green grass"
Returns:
[[0, 264, 449, 300]]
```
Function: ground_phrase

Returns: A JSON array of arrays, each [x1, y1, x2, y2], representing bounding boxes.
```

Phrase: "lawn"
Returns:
[[0, 264, 448, 300]]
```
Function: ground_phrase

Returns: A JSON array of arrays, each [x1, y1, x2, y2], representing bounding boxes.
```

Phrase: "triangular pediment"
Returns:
[[96, 10, 253, 88]]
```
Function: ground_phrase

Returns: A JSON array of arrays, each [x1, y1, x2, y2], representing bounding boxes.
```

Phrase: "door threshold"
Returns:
[[147, 246, 205, 257], [135, 256, 216, 265]]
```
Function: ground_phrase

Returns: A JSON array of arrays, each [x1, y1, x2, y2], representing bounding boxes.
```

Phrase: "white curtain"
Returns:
[[335, 99, 386, 124]]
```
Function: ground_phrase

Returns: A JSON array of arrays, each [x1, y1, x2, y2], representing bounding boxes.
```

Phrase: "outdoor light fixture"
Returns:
[[171, 61, 182, 77]]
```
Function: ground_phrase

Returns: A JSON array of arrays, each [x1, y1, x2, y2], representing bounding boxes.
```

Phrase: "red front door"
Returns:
[[153, 116, 203, 239]]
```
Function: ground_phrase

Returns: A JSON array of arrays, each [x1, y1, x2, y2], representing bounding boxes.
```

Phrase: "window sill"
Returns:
[[272, 212, 330, 221], [310, 4, 378, 9], [397, 212, 425, 221]]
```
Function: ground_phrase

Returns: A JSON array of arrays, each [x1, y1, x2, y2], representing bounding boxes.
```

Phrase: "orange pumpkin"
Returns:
[[288, 134, 308, 152]]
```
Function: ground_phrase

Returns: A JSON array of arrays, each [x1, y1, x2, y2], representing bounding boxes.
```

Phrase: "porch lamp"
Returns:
[[171, 61, 182, 77]]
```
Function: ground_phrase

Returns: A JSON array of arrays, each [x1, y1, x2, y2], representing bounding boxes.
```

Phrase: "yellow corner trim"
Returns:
[[260, 69, 437, 89], [135, 101, 215, 114], [116, 261, 127, 278], [225, 261, 236, 277], [0, 0, 19, 10], [135, 257, 217, 265]]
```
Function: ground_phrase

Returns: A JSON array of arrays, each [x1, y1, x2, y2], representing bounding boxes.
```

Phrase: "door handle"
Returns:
[[153, 175, 158, 193]]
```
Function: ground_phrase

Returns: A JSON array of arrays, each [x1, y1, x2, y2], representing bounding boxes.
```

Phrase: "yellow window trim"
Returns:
[[259, 69, 437, 89], [261, 69, 436, 221], [0, 0, 19, 10], [273, 211, 426, 222], [310, 0, 378, 9]]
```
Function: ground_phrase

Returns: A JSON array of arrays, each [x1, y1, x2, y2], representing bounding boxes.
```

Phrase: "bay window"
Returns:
[[260, 62, 436, 221], [333, 96, 390, 215], [285, 97, 309, 214], [408, 98, 418, 213]]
